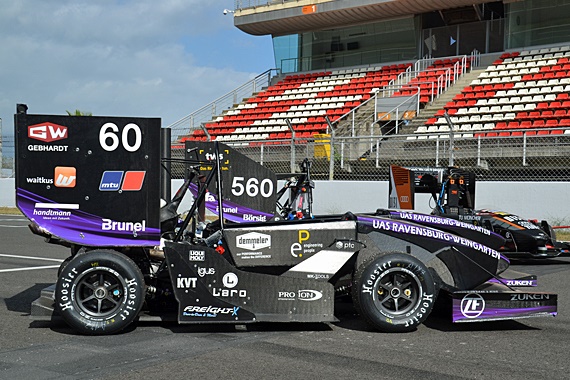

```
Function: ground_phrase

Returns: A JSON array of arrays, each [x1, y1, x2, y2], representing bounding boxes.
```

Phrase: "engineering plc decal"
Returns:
[[99, 171, 145, 191], [290, 230, 323, 258], [54, 167, 76, 188], [460, 293, 485, 318]]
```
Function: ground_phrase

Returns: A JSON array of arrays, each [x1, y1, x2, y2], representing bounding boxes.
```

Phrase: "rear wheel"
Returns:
[[352, 252, 437, 332], [55, 250, 145, 335]]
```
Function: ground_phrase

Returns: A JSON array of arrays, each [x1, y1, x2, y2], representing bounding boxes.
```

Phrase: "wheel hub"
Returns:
[[94, 286, 108, 300]]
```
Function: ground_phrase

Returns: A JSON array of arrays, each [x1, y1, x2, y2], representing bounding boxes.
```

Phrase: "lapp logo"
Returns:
[[460, 293, 485, 319], [28, 123, 68, 142], [99, 171, 145, 191], [54, 167, 76, 188]]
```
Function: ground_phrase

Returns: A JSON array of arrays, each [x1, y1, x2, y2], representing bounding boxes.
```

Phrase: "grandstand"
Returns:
[[169, 0, 570, 181]]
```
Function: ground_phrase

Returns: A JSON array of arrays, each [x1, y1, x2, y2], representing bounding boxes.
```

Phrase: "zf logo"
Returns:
[[54, 167, 76, 188], [28, 123, 68, 142], [460, 293, 485, 319], [99, 171, 145, 191]]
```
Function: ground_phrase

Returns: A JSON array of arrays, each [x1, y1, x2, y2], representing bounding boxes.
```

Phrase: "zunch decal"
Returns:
[[236, 232, 271, 250], [101, 218, 146, 232], [54, 167, 76, 188], [460, 293, 485, 318], [510, 294, 550, 301], [28, 123, 68, 142]]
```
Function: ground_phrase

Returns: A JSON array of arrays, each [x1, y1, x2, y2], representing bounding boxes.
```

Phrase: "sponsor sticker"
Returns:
[[28, 123, 68, 142], [460, 293, 485, 318], [54, 167, 76, 188], [99, 171, 145, 191], [236, 232, 271, 250]]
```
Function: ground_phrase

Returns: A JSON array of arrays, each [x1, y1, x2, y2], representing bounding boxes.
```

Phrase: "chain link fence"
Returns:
[[171, 129, 570, 181]]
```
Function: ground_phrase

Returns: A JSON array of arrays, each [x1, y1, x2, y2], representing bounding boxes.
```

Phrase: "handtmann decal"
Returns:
[[359, 216, 500, 259]]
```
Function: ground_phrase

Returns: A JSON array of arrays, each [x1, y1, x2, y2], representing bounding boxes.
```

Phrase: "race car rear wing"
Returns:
[[389, 165, 476, 215]]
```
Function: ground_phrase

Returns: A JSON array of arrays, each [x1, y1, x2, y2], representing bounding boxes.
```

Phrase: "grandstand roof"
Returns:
[[235, 0, 492, 36]]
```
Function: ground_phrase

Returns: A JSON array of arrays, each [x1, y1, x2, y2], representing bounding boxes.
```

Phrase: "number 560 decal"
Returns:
[[231, 177, 274, 198]]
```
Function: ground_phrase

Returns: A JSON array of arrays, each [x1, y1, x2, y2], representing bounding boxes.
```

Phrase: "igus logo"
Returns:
[[54, 167, 76, 188]]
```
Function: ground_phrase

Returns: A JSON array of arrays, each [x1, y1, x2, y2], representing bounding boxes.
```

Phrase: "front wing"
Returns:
[[450, 283, 557, 323]]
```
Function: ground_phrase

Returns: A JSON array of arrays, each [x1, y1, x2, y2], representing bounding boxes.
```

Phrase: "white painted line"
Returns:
[[35, 203, 79, 210], [0, 253, 64, 262], [0, 225, 28, 228], [0, 265, 60, 273]]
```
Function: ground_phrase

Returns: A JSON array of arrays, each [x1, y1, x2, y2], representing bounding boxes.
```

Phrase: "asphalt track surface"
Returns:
[[1, 214, 570, 380]]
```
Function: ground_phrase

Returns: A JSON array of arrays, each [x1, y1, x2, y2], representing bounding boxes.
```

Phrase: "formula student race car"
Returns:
[[15, 106, 557, 335], [388, 165, 567, 259]]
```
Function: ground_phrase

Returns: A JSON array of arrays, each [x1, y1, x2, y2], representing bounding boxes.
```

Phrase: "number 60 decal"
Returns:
[[99, 122, 142, 152], [231, 176, 273, 198]]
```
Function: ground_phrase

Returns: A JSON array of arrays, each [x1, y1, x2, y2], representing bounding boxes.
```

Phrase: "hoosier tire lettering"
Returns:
[[352, 252, 438, 333], [54, 250, 145, 335]]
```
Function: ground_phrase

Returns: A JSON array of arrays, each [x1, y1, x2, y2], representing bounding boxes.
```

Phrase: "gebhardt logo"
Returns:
[[236, 232, 271, 251], [28, 123, 68, 142]]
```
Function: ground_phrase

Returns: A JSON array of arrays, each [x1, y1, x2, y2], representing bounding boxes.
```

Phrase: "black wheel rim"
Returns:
[[372, 267, 421, 316], [74, 268, 127, 318]]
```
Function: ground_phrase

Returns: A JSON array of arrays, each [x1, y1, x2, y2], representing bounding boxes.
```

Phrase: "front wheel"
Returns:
[[55, 250, 145, 335], [352, 252, 437, 332]]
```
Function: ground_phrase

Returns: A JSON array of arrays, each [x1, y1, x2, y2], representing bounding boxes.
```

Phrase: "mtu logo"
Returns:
[[99, 171, 145, 191]]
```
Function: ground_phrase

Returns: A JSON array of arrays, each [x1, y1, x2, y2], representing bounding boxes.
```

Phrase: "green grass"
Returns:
[[0, 207, 21, 215]]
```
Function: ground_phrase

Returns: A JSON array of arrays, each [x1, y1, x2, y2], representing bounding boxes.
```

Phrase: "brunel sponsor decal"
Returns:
[[236, 232, 271, 250], [102, 218, 146, 232]]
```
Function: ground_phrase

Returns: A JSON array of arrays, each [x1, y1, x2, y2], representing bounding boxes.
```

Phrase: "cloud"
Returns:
[[0, 0, 273, 139]]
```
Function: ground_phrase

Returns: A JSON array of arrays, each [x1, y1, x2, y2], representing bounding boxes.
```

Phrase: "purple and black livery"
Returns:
[[14, 107, 557, 335]]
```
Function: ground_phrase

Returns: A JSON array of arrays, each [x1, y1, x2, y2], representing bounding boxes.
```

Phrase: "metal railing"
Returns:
[[171, 129, 570, 181], [166, 69, 278, 141]]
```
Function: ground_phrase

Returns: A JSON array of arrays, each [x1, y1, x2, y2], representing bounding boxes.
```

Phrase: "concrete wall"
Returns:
[[4, 178, 569, 223]]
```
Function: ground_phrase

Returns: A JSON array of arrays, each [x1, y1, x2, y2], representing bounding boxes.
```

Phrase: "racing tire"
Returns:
[[54, 249, 145, 335], [352, 252, 437, 333]]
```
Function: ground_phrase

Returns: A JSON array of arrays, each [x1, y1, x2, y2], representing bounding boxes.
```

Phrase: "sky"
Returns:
[[0, 0, 274, 154]]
